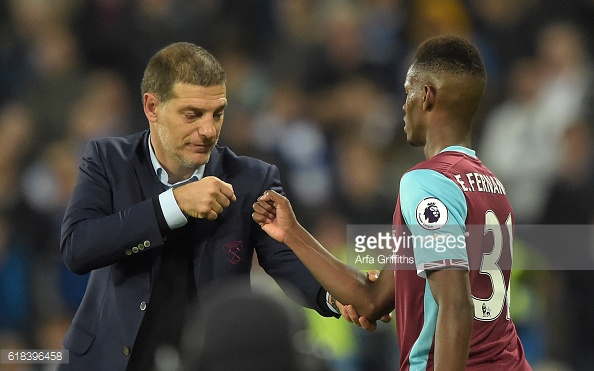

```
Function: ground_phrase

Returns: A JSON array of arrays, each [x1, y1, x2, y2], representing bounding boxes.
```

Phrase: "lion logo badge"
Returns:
[[416, 197, 448, 230]]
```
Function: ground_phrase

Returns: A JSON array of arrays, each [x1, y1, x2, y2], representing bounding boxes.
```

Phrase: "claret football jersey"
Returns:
[[392, 146, 531, 370]]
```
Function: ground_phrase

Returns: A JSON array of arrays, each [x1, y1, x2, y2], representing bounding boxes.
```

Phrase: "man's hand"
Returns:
[[339, 270, 392, 331], [173, 176, 236, 220], [252, 190, 299, 243]]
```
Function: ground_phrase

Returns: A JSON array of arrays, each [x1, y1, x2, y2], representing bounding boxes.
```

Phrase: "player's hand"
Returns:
[[341, 270, 392, 331], [252, 190, 298, 243], [173, 176, 236, 220]]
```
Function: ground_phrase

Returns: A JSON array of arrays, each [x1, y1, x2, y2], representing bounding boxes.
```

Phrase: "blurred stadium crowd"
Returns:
[[1, 0, 594, 370]]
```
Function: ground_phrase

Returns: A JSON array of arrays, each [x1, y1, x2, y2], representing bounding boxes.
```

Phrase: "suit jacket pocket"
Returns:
[[63, 323, 95, 356]]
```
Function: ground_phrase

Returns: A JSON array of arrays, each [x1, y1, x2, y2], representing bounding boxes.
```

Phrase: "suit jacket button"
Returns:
[[140, 301, 147, 311], [143, 240, 151, 248], [132, 246, 139, 253], [123, 346, 131, 355], [138, 243, 144, 251], [125, 249, 132, 256]]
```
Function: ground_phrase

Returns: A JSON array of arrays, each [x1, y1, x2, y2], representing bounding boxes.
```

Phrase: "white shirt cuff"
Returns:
[[158, 188, 188, 229]]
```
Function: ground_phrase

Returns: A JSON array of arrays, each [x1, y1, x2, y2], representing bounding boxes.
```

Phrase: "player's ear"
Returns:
[[143, 93, 160, 123], [422, 85, 436, 111]]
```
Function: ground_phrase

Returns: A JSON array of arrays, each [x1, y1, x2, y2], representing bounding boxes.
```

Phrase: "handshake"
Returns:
[[252, 189, 393, 331], [174, 180, 393, 330]]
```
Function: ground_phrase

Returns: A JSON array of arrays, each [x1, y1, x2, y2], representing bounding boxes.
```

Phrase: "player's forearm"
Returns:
[[433, 301, 473, 370], [283, 221, 388, 320]]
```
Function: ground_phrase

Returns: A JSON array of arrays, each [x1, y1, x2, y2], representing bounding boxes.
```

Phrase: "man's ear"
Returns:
[[143, 93, 159, 123], [422, 85, 436, 111]]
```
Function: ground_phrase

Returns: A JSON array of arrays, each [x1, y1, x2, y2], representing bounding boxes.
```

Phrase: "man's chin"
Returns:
[[182, 152, 211, 168], [406, 138, 423, 147], [196, 152, 211, 166]]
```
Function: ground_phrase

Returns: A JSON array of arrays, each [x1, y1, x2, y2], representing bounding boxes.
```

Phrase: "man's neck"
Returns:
[[423, 135, 471, 160]]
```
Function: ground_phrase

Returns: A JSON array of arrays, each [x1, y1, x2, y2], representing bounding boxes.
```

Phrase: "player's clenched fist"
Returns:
[[252, 190, 299, 244], [173, 176, 236, 220]]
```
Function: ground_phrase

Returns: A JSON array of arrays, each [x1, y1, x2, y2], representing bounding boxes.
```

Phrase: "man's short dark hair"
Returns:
[[413, 35, 486, 83], [140, 42, 226, 103]]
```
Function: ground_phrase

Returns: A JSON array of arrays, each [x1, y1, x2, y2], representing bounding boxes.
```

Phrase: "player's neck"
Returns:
[[424, 130, 471, 160]]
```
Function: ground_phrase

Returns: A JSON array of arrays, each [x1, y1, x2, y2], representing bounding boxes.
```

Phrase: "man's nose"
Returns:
[[198, 121, 217, 138]]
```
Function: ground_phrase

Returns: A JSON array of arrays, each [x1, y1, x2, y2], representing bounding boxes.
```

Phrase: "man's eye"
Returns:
[[185, 112, 200, 120]]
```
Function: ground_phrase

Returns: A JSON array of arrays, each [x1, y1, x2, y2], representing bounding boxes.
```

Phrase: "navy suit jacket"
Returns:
[[59, 130, 333, 370]]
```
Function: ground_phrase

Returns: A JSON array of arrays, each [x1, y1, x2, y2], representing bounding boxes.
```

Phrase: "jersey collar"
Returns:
[[440, 145, 476, 158]]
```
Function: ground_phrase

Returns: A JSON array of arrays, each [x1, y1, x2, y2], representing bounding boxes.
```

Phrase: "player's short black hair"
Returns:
[[413, 35, 486, 82]]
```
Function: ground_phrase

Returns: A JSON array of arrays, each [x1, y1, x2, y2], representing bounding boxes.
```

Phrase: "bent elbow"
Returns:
[[60, 238, 91, 275]]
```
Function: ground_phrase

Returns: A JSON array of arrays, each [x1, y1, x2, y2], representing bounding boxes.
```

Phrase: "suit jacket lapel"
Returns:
[[134, 130, 165, 200], [132, 131, 167, 281], [193, 145, 224, 289], [204, 145, 223, 179]]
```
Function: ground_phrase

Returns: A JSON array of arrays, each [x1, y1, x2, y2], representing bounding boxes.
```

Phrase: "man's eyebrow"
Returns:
[[180, 102, 227, 112]]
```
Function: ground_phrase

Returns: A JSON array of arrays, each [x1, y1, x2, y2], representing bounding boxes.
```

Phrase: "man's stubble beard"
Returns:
[[156, 121, 214, 170]]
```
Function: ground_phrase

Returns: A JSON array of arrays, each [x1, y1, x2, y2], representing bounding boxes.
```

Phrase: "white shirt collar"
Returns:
[[148, 133, 205, 188]]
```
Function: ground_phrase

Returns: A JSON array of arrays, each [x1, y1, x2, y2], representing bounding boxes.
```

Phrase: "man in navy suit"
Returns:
[[58, 42, 339, 371]]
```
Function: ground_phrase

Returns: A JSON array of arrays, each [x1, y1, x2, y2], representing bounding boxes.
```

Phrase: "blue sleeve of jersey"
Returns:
[[399, 169, 469, 277]]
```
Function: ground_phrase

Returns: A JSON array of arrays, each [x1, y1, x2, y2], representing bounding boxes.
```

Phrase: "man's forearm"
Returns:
[[61, 198, 164, 274], [284, 222, 392, 320], [433, 301, 473, 370]]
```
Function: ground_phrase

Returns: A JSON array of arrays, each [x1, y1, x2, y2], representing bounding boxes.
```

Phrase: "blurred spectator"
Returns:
[[479, 58, 550, 223], [479, 58, 557, 223], [0, 101, 33, 157], [216, 43, 274, 156], [22, 140, 85, 325], [22, 141, 78, 238], [303, 210, 361, 371], [541, 121, 594, 224], [332, 136, 396, 226], [300, 1, 386, 94], [359, 0, 406, 92], [0, 101, 52, 260], [406, 0, 472, 46], [71, 0, 136, 82], [125, 0, 202, 84], [536, 21, 593, 133], [312, 76, 400, 148], [268, 0, 323, 83], [66, 69, 137, 144], [251, 80, 334, 222], [466, 0, 586, 78], [539, 121, 594, 370], [0, 330, 35, 371], [179, 277, 330, 371], [0, 0, 80, 105], [0, 212, 32, 334], [35, 314, 72, 371], [480, 21, 593, 223], [20, 22, 87, 153]]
